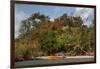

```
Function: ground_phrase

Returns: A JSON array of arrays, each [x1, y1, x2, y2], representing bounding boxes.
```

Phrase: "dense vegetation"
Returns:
[[15, 12, 95, 60]]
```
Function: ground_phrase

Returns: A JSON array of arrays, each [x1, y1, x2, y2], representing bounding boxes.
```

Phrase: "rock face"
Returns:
[[54, 52, 66, 57], [15, 55, 24, 61]]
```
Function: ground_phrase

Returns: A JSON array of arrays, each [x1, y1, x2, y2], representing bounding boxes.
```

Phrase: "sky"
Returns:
[[15, 4, 94, 38]]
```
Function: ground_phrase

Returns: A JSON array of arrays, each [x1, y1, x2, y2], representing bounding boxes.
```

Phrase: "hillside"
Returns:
[[15, 13, 95, 61]]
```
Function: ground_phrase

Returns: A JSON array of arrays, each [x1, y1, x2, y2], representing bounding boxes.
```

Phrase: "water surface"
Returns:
[[15, 58, 94, 67]]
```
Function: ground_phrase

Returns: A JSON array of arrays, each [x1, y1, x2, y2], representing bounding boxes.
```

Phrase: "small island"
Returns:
[[14, 3, 95, 68]]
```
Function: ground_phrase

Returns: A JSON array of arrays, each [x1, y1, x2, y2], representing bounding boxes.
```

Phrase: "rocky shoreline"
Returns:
[[15, 56, 94, 62]]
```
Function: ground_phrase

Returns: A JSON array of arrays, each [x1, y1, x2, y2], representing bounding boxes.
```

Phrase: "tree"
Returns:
[[15, 12, 95, 59]]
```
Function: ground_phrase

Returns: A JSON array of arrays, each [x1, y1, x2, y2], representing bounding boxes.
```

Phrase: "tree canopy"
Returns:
[[15, 12, 95, 60]]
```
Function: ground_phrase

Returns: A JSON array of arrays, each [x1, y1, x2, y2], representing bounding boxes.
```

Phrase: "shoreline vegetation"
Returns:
[[15, 12, 95, 62]]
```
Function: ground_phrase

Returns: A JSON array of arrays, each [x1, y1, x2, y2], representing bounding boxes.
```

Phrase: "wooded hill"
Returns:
[[15, 12, 95, 60]]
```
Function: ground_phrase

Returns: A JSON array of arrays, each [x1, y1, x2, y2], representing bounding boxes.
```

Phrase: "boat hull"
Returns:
[[48, 56, 64, 60]]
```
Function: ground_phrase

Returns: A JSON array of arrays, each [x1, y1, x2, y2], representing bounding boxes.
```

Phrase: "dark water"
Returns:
[[15, 58, 94, 67]]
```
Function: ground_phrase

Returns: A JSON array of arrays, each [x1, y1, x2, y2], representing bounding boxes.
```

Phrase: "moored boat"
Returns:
[[48, 56, 64, 60]]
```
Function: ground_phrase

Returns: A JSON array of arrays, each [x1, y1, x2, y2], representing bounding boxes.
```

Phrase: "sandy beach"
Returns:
[[35, 56, 94, 60]]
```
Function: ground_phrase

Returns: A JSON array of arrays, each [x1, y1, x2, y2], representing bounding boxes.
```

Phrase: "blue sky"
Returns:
[[15, 4, 75, 20], [15, 4, 94, 38]]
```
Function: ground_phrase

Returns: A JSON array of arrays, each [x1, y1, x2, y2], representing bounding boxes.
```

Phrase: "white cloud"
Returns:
[[15, 10, 29, 38], [74, 7, 94, 26], [50, 18, 54, 21]]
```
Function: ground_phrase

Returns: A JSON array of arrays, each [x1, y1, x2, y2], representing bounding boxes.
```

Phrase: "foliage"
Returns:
[[15, 12, 95, 60]]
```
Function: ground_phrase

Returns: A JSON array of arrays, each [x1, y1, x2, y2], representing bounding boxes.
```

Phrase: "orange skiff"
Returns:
[[48, 56, 64, 60]]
